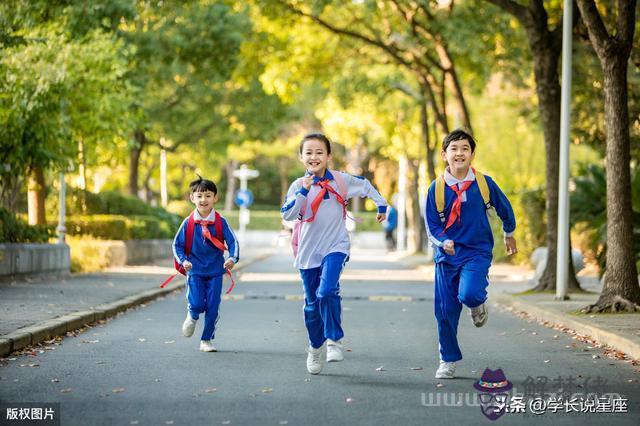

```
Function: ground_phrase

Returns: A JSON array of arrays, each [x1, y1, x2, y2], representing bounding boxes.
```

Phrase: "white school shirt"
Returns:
[[281, 170, 388, 270]]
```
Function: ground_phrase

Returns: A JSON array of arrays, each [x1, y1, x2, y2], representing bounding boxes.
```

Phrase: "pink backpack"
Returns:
[[291, 170, 348, 257]]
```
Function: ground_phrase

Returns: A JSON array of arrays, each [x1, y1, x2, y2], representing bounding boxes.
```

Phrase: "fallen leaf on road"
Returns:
[[376, 366, 385, 372], [261, 388, 273, 393], [531, 332, 538, 336], [346, 349, 352, 352], [138, 338, 146, 342], [592, 355, 600, 359], [553, 335, 559, 339], [112, 388, 126, 393], [82, 340, 99, 344], [51, 378, 59, 383], [544, 360, 550, 363], [539, 340, 545, 344], [436, 383, 444, 388], [60, 388, 72, 393], [345, 397, 354, 403], [164, 341, 175, 344], [410, 367, 423, 371], [95, 361, 106, 365], [304, 378, 311, 382], [205, 388, 217, 393]]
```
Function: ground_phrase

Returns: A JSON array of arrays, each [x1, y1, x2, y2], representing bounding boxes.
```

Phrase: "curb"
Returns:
[[493, 293, 640, 361], [0, 252, 272, 358]]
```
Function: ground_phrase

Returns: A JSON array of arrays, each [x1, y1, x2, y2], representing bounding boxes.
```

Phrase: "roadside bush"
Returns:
[[0, 207, 51, 243], [63, 215, 173, 240]]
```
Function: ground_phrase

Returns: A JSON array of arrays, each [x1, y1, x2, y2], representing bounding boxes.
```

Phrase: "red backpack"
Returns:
[[173, 211, 225, 275]]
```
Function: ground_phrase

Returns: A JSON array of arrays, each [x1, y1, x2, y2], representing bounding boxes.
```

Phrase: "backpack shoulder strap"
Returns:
[[330, 170, 348, 200], [474, 170, 492, 209], [184, 212, 195, 255], [214, 211, 225, 244], [294, 177, 308, 218], [434, 176, 446, 224]]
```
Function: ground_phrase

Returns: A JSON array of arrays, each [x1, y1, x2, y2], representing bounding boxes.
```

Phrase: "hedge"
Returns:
[[62, 215, 173, 240], [0, 208, 51, 243]]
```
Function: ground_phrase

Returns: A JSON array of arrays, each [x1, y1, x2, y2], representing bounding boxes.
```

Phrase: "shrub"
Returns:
[[0, 208, 51, 243], [63, 215, 173, 240]]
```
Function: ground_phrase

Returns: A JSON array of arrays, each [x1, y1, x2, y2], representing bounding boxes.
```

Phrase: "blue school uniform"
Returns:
[[425, 168, 515, 362], [173, 209, 239, 341]]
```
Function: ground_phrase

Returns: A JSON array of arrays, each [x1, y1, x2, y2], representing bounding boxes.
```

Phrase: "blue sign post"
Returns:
[[234, 189, 254, 208]]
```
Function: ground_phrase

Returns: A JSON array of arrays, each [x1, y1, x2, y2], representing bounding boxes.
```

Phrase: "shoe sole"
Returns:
[[200, 348, 217, 352], [435, 374, 455, 379], [327, 356, 344, 362]]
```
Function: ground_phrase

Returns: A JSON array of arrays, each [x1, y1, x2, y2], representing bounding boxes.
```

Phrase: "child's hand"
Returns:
[[505, 236, 518, 256], [301, 176, 314, 190], [224, 258, 236, 270], [182, 260, 193, 272], [376, 213, 386, 223], [443, 240, 455, 256]]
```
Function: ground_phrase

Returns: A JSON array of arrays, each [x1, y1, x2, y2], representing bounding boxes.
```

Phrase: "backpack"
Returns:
[[173, 211, 225, 275], [434, 169, 491, 225], [291, 170, 348, 258]]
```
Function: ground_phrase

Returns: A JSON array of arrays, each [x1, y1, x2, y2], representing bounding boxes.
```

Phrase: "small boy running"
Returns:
[[173, 176, 239, 352], [425, 129, 517, 379]]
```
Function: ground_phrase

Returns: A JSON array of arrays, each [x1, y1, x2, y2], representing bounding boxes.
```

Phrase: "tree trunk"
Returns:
[[27, 166, 46, 225], [584, 54, 640, 311], [224, 160, 238, 212], [78, 140, 87, 213], [129, 129, 146, 198], [420, 91, 437, 182], [406, 159, 425, 253]]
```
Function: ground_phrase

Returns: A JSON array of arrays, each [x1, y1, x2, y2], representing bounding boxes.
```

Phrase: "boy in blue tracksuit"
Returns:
[[173, 176, 239, 352], [425, 129, 517, 379]]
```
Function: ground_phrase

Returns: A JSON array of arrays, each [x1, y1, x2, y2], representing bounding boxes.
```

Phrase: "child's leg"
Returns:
[[318, 252, 348, 343], [186, 275, 206, 320], [457, 256, 491, 308], [434, 262, 463, 362], [201, 275, 223, 341], [300, 267, 325, 349]]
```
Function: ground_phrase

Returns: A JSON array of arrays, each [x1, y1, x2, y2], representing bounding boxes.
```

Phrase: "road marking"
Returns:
[[368, 295, 413, 302]]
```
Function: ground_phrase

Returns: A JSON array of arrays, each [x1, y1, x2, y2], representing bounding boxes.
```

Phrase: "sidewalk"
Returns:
[[0, 246, 274, 357], [395, 251, 640, 361]]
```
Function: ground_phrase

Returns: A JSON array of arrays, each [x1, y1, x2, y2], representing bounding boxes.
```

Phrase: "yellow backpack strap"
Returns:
[[434, 176, 446, 224], [475, 170, 492, 210]]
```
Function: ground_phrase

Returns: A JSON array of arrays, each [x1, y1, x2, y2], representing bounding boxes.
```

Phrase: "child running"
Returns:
[[281, 133, 388, 374], [425, 129, 517, 379], [173, 176, 239, 352]]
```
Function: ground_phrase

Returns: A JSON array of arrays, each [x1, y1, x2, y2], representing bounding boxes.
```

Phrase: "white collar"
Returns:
[[444, 167, 475, 186], [194, 208, 216, 221]]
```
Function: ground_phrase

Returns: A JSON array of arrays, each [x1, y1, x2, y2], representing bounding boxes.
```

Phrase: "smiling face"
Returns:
[[441, 138, 475, 178], [190, 190, 218, 217], [300, 138, 331, 177]]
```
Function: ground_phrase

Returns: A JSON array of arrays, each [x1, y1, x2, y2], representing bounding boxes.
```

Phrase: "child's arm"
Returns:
[[487, 176, 518, 256], [281, 178, 312, 221], [343, 173, 388, 222], [172, 218, 190, 268], [425, 182, 455, 255], [221, 217, 239, 269]]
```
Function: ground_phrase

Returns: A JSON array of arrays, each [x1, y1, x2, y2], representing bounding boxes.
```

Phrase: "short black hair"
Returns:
[[299, 133, 332, 154], [189, 175, 217, 195], [442, 129, 476, 152]]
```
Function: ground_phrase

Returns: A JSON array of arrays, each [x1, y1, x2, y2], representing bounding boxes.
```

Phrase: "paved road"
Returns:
[[1, 250, 638, 425]]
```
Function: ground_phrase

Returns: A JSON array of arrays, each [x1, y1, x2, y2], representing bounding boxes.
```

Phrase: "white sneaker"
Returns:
[[199, 340, 217, 352], [435, 361, 456, 379], [306, 344, 324, 374], [470, 303, 488, 327], [182, 314, 197, 337], [326, 340, 344, 362]]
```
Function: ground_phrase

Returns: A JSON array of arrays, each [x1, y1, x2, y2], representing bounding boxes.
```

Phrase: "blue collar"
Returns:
[[306, 169, 334, 184]]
